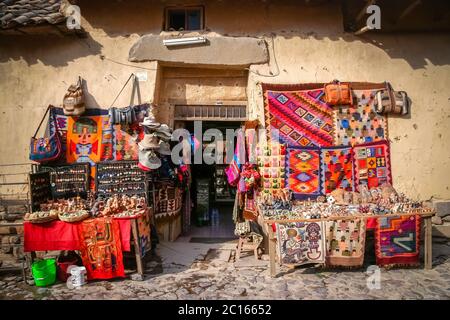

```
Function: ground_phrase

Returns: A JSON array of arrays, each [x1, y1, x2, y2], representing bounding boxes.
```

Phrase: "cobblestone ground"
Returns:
[[1, 241, 450, 300]]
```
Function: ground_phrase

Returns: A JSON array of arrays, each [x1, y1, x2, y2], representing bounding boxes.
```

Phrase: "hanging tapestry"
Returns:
[[78, 217, 125, 280], [66, 116, 103, 187], [352, 140, 392, 189], [320, 146, 354, 194], [113, 123, 142, 161], [375, 215, 421, 267], [333, 89, 388, 146], [263, 86, 334, 147], [257, 143, 286, 195], [286, 147, 321, 199], [276, 222, 326, 265], [325, 219, 366, 267], [137, 209, 152, 258]]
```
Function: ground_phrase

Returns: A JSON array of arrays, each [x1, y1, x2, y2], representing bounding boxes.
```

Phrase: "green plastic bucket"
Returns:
[[31, 258, 56, 287]]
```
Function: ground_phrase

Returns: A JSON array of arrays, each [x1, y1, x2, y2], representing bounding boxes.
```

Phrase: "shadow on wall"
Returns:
[[0, 33, 102, 67]]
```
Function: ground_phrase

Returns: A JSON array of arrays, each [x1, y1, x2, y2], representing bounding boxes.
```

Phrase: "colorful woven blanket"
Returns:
[[78, 217, 125, 280], [325, 219, 366, 267], [276, 222, 326, 265], [352, 140, 392, 189], [263, 86, 334, 147], [320, 146, 354, 194], [333, 90, 388, 146], [286, 147, 321, 199], [375, 215, 421, 267]]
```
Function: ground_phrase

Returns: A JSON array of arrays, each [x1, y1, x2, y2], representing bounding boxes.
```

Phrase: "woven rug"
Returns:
[[78, 217, 125, 280], [352, 140, 392, 189], [263, 87, 334, 147], [137, 209, 152, 258], [320, 146, 354, 194], [286, 147, 321, 199], [375, 215, 421, 267], [333, 89, 388, 146], [276, 222, 326, 265], [325, 219, 366, 267]]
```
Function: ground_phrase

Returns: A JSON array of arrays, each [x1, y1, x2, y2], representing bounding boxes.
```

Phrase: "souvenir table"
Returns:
[[262, 209, 435, 277], [23, 208, 153, 280]]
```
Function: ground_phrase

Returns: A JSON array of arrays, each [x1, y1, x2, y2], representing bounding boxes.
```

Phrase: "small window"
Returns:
[[165, 6, 204, 31]]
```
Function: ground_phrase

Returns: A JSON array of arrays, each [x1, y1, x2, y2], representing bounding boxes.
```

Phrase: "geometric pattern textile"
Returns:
[[320, 146, 354, 194], [333, 89, 388, 146], [352, 140, 392, 190], [77, 217, 125, 280], [276, 221, 326, 265], [286, 147, 321, 199], [264, 88, 334, 147], [325, 219, 366, 267], [375, 215, 421, 267]]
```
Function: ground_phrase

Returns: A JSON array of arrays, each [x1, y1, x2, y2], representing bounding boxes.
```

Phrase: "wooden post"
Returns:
[[131, 219, 144, 280], [268, 225, 277, 277], [424, 216, 432, 270]]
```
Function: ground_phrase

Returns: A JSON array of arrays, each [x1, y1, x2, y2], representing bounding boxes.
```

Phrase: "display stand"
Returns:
[[28, 171, 51, 212], [264, 210, 435, 277], [38, 163, 90, 199]]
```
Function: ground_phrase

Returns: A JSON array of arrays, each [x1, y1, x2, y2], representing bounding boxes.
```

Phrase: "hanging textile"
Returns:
[[78, 217, 125, 280], [286, 147, 321, 199], [263, 84, 334, 147], [352, 140, 392, 190], [320, 146, 354, 194], [276, 222, 326, 265], [137, 209, 152, 258], [375, 215, 421, 267], [325, 219, 366, 267], [333, 89, 388, 146], [257, 142, 286, 195]]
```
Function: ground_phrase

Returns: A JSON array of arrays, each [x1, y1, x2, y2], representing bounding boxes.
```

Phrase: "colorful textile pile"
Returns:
[[276, 221, 326, 265], [353, 140, 392, 189], [78, 217, 125, 280], [325, 219, 366, 267], [320, 146, 354, 194], [257, 143, 286, 194], [375, 215, 421, 266], [263, 86, 334, 147], [286, 147, 321, 199], [333, 90, 388, 146]]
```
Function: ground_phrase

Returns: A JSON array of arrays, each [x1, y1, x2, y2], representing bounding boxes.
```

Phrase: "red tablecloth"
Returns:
[[24, 219, 131, 252]]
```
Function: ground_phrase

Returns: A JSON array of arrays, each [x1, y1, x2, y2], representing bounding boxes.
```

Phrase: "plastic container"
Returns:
[[31, 258, 56, 287], [57, 259, 78, 282]]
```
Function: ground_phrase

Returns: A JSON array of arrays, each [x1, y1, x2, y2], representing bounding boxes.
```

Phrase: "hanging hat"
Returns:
[[155, 124, 172, 140], [138, 149, 161, 171], [157, 141, 171, 155], [140, 116, 160, 129], [138, 133, 160, 150]]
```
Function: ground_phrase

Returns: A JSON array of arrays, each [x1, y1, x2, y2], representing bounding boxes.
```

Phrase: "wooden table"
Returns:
[[264, 210, 435, 277]]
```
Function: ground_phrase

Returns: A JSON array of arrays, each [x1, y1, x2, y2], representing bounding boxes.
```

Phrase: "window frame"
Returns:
[[164, 5, 205, 32]]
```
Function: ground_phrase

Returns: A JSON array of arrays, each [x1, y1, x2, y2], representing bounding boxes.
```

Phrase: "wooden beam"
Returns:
[[397, 0, 421, 22], [354, 25, 371, 36]]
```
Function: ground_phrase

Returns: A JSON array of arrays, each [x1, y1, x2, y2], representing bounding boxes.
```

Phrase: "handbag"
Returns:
[[109, 106, 137, 125], [374, 82, 409, 115], [29, 106, 62, 163], [63, 76, 85, 116], [324, 80, 353, 105]]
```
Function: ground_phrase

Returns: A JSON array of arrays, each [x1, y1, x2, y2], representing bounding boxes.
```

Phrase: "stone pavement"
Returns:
[[1, 239, 450, 300]]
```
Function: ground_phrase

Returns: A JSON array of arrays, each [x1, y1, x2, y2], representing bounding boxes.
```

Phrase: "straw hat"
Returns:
[[140, 116, 160, 129], [138, 133, 160, 150], [157, 141, 171, 155], [138, 149, 161, 171]]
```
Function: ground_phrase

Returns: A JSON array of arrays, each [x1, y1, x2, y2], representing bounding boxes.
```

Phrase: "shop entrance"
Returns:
[[178, 120, 242, 241]]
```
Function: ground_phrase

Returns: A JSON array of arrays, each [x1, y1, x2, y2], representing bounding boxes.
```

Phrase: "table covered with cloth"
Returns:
[[24, 219, 131, 252]]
